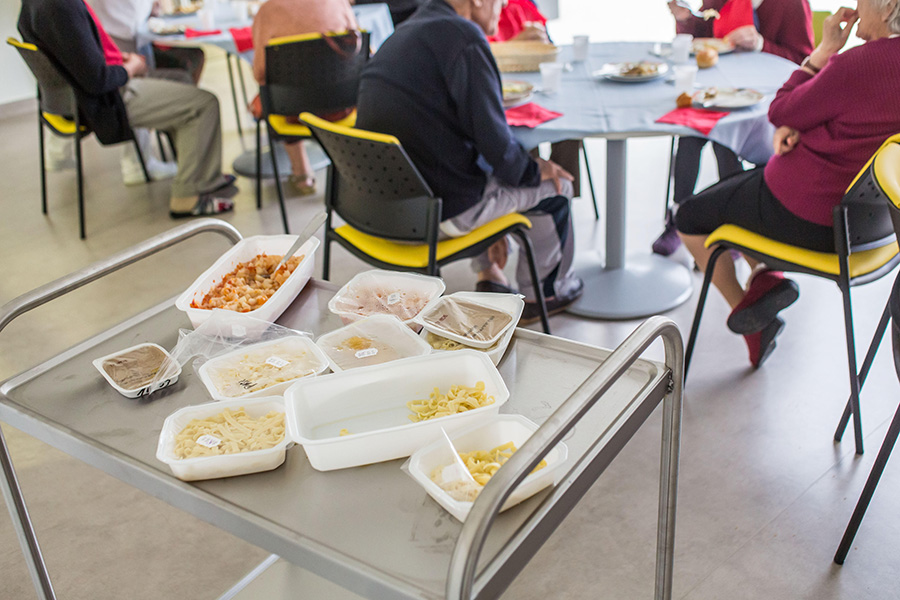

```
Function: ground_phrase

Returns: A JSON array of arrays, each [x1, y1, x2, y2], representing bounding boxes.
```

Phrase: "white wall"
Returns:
[[1, 2, 37, 105]]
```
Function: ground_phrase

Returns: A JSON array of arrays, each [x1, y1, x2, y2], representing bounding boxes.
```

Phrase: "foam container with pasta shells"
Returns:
[[156, 396, 289, 481], [327, 269, 445, 330], [315, 314, 432, 372], [405, 415, 568, 521], [198, 335, 330, 401], [175, 234, 319, 329], [284, 351, 508, 471]]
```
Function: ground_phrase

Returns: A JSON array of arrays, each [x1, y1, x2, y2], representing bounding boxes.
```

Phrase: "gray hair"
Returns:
[[872, 0, 900, 34]]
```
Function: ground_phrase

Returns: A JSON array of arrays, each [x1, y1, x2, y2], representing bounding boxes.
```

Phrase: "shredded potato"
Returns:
[[191, 253, 304, 312], [174, 408, 285, 459], [406, 381, 494, 422]]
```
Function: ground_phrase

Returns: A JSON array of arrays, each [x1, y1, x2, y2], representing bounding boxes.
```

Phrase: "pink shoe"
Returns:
[[744, 316, 784, 368], [728, 270, 799, 334]]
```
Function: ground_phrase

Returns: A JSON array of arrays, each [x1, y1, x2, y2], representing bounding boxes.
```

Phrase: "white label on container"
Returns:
[[232, 325, 247, 337], [266, 355, 289, 368], [386, 292, 401, 305], [196, 434, 221, 448], [355, 348, 379, 359]]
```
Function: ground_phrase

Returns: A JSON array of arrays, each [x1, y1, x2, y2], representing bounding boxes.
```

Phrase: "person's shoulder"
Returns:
[[829, 39, 897, 69]]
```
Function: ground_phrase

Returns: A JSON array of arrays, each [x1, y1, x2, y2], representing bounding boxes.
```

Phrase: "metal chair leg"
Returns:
[[165, 131, 177, 161], [683, 245, 726, 378], [512, 229, 551, 335], [267, 127, 291, 233], [225, 53, 245, 139], [664, 137, 677, 217], [38, 118, 47, 215], [132, 135, 151, 183], [156, 130, 168, 162], [256, 119, 263, 210], [834, 275, 865, 454], [74, 122, 86, 239], [580, 141, 599, 221]]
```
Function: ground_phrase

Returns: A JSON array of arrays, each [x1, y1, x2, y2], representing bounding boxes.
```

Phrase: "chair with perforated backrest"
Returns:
[[684, 133, 900, 456], [256, 31, 370, 234], [300, 112, 552, 334], [7, 37, 150, 240], [812, 10, 831, 47]]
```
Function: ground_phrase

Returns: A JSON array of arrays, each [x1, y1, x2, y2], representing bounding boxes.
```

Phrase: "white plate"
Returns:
[[502, 80, 535, 107], [692, 38, 735, 55], [595, 61, 669, 83], [692, 87, 764, 109]]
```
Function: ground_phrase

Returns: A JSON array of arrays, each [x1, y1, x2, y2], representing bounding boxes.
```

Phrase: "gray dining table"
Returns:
[[508, 41, 797, 319]]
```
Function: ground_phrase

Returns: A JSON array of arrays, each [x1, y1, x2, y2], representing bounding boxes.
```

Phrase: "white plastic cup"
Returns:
[[233, 0, 249, 21], [572, 35, 590, 62], [672, 64, 698, 96], [539, 62, 563, 94], [197, 8, 215, 29], [671, 33, 693, 64]]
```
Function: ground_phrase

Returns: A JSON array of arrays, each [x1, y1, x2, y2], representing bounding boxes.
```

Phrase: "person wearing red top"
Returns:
[[674, 0, 900, 368], [488, 0, 547, 42], [653, 0, 815, 257]]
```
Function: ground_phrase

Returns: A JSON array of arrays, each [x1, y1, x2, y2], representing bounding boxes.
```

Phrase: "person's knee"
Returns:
[[557, 177, 574, 199]]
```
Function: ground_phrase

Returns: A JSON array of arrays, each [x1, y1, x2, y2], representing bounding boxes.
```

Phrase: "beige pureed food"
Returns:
[[207, 339, 321, 398], [327, 335, 402, 369], [191, 253, 304, 312], [174, 408, 285, 459], [421, 298, 513, 345], [102, 344, 174, 391]]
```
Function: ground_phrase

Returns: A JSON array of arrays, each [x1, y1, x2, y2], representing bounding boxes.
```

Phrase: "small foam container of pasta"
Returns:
[[284, 350, 508, 471], [197, 334, 330, 401], [327, 269, 445, 331], [315, 314, 432, 372], [156, 396, 289, 481], [419, 292, 523, 357], [405, 414, 568, 522], [175, 234, 320, 329]]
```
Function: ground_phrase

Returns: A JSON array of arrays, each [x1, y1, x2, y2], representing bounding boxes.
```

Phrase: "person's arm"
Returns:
[[447, 41, 539, 188], [669, 0, 718, 37]]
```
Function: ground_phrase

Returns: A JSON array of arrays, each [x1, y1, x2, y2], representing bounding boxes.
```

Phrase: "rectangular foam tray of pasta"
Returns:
[[405, 414, 568, 522], [175, 234, 320, 329], [284, 351, 509, 471], [156, 396, 289, 481]]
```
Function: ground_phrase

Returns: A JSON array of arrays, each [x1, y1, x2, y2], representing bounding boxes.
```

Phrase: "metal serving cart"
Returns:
[[0, 220, 683, 600]]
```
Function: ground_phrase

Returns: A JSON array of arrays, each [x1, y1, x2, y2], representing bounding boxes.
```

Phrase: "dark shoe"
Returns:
[[652, 210, 681, 256], [170, 194, 234, 219], [475, 280, 519, 294], [201, 174, 238, 198], [520, 277, 584, 324], [727, 270, 799, 334], [744, 316, 784, 368]]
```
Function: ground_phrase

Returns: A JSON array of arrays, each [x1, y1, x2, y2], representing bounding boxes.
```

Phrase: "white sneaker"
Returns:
[[122, 156, 179, 186]]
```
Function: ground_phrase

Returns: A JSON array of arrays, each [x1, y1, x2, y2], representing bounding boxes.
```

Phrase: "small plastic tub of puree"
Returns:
[[418, 294, 517, 349], [92, 342, 181, 398], [315, 314, 432, 372]]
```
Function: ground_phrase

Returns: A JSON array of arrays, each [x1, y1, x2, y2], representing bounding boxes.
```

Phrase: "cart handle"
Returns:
[[0, 218, 242, 337], [447, 315, 683, 600]]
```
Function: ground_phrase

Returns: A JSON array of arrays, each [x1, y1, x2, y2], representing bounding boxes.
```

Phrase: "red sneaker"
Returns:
[[744, 316, 784, 368], [727, 270, 799, 334]]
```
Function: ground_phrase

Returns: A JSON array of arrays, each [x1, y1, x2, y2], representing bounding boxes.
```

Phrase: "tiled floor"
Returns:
[[2, 3, 898, 599]]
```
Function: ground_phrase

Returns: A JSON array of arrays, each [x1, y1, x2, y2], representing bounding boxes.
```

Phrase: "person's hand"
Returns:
[[667, 0, 693, 22], [773, 126, 800, 156], [725, 25, 764, 52], [511, 22, 549, 42], [810, 7, 858, 67], [537, 158, 574, 194], [122, 52, 148, 78]]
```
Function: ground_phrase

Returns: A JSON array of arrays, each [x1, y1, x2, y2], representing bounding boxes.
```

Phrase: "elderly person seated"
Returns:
[[251, 0, 357, 196], [674, 0, 900, 367], [355, 0, 583, 323]]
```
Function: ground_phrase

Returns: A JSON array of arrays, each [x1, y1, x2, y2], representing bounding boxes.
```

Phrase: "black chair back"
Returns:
[[8, 38, 77, 118], [262, 31, 370, 117], [840, 136, 900, 250]]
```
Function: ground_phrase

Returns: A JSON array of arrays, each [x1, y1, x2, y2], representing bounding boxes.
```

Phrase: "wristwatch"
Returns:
[[800, 56, 822, 74]]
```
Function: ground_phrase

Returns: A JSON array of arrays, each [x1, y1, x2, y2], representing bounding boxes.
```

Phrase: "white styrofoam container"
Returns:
[[284, 351, 508, 471], [327, 269, 445, 330], [406, 415, 568, 522], [175, 234, 320, 328], [315, 314, 432, 372], [418, 294, 518, 349], [421, 292, 523, 364], [156, 396, 289, 481], [197, 335, 330, 401], [92, 342, 182, 398]]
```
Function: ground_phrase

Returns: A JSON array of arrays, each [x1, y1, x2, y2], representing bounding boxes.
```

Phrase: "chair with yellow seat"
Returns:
[[257, 30, 370, 234], [812, 10, 831, 47], [683, 133, 900, 455], [7, 37, 151, 240], [300, 112, 552, 334]]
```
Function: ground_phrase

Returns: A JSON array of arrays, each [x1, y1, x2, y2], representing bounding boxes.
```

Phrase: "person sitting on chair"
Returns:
[[250, 0, 358, 197], [352, 0, 423, 25], [674, 1, 900, 367], [653, 0, 815, 256], [356, 0, 583, 323], [19, 0, 236, 217]]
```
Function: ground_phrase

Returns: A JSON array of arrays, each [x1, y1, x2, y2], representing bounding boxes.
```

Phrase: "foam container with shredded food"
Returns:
[[315, 314, 432, 372], [327, 269, 445, 330], [421, 292, 523, 365], [418, 293, 519, 349], [284, 351, 508, 471], [92, 342, 182, 398], [406, 414, 568, 521], [156, 396, 289, 481], [175, 234, 320, 328], [198, 335, 329, 401]]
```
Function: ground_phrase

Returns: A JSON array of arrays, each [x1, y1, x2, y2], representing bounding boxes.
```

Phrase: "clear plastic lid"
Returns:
[[315, 314, 432, 371], [328, 270, 445, 326], [92, 343, 182, 398], [418, 296, 515, 348]]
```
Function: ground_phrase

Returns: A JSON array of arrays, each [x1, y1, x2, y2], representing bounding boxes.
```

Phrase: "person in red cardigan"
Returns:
[[674, 0, 900, 368], [653, 0, 815, 257]]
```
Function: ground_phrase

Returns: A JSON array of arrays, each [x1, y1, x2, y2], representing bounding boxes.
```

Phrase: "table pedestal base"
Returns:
[[567, 252, 693, 319], [231, 141, 330, 180]]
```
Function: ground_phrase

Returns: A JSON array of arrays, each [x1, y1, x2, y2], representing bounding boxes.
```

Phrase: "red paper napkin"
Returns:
[[229, 27, 253, 52], [505, 102, 562, 128], [184, 28, 222, 38], [656, 107, 729, 136]]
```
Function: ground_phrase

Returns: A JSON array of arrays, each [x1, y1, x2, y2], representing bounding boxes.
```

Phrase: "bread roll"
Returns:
[[696, 47, 719, 69], [676, 92, 693, 108]]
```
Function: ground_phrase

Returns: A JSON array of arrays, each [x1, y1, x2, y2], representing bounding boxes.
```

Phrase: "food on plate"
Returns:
[[407, 381, 495, 422], [339, 428, 351, 436], [619, 61, 659, 77], [676, 92, 693, 108], [421, 297, 513, 344], [701, 8, 721, 20], [205, 339, 320, 398], [327, 334, 402, 369], [700, 87, 719, 102], [502, 80, 533, 98], [696, 47, 719, 69], [101, 344, 175, 391], [173, 408, 285, 459], [425, 331, 500, 352], [692, 38, 732, 54], [190, 253, 303, 312], [429, 441, 548, 501]]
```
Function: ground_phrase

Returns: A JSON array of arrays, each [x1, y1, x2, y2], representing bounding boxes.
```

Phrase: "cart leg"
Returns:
[[0, 426, 57, 600], [655, 371, 682, 599]]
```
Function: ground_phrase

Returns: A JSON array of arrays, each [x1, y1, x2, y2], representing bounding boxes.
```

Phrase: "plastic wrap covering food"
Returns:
[[420, 297, 513, 347], [93, 342, 182, 398], [316, 315, 431, 371], [328, 270, 445, 327]]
